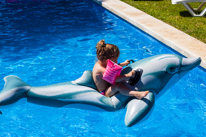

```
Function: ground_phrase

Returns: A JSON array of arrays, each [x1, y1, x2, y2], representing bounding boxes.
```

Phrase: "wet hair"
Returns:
[[96, 40, 120, 61]]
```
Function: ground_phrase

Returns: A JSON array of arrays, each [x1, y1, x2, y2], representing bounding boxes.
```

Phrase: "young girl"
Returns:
[[92, 40, 149, 99]]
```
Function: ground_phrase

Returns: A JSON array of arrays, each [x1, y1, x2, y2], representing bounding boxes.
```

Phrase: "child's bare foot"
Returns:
[[134, 91, 150, 99]]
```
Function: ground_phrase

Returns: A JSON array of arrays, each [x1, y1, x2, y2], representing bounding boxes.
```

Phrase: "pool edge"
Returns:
[[91, 0, 206, 69]]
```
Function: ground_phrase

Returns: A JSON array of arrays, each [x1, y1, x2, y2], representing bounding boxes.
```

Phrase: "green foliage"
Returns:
[[121, 0, 206, 43]]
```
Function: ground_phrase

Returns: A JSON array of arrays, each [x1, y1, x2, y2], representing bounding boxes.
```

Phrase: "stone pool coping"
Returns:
[[92, 0, 206, 69]]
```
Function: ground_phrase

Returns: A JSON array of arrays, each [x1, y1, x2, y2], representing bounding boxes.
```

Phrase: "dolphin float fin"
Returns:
[[0, 75, 31, 105], [2, 75, 30, 91], [124, 92, 155, 127]]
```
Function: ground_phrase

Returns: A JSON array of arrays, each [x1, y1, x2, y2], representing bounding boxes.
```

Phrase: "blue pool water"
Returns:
[[0, 0, 206, 136]]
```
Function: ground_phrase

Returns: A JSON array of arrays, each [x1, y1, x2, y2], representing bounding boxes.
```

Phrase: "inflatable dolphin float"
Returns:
[[0, 54, 201, 127]]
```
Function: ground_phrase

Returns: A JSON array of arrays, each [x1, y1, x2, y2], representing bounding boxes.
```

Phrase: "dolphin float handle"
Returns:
[[128, 68, 143, 86], [0, 110, 2, 115], [126, 59, 135, 66], [129, 59, 135, 63]]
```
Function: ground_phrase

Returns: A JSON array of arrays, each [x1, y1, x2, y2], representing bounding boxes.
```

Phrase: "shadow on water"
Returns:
[[0, 0, 111, 59]]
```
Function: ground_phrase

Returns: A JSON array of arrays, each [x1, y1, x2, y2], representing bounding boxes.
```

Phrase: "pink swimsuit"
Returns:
[[100, 89, 106, 95]]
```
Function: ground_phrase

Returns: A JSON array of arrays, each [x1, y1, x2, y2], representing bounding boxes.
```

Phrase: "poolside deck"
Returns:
[[92, 0, 206, 69]]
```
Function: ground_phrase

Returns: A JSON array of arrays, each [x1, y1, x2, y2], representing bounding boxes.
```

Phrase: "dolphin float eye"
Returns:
[[169, 67, 175, 71], [167, 66, 177, 73]]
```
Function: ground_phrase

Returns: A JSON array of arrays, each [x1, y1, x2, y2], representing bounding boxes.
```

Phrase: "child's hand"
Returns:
[[122, 60, 130, 66]]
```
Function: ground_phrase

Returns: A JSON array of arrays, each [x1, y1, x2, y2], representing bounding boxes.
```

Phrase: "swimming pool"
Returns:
[[0, 0, 206, 136]]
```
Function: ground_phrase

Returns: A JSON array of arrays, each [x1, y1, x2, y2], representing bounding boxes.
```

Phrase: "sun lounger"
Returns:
[[172, 0, 206, 17]]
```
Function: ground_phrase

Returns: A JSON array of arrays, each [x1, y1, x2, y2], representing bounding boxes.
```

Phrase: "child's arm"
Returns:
[[115, 74, 130, 83], [115, 71, 134, 83], [118, 60, 130, 67]]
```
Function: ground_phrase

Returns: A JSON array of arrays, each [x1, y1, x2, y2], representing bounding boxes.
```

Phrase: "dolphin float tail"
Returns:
[[0, 75, 31, 106], [124, 92, 155, 127]]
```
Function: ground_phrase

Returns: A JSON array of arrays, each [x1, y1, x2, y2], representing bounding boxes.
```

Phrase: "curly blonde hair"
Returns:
[[96, 40, 120, 61]]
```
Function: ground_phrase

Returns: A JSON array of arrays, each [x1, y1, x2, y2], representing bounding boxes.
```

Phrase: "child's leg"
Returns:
[[104, 83, 149, 99]]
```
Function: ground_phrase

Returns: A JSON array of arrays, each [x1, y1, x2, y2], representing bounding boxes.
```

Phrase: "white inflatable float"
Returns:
[[0, 54, 201, 127]]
